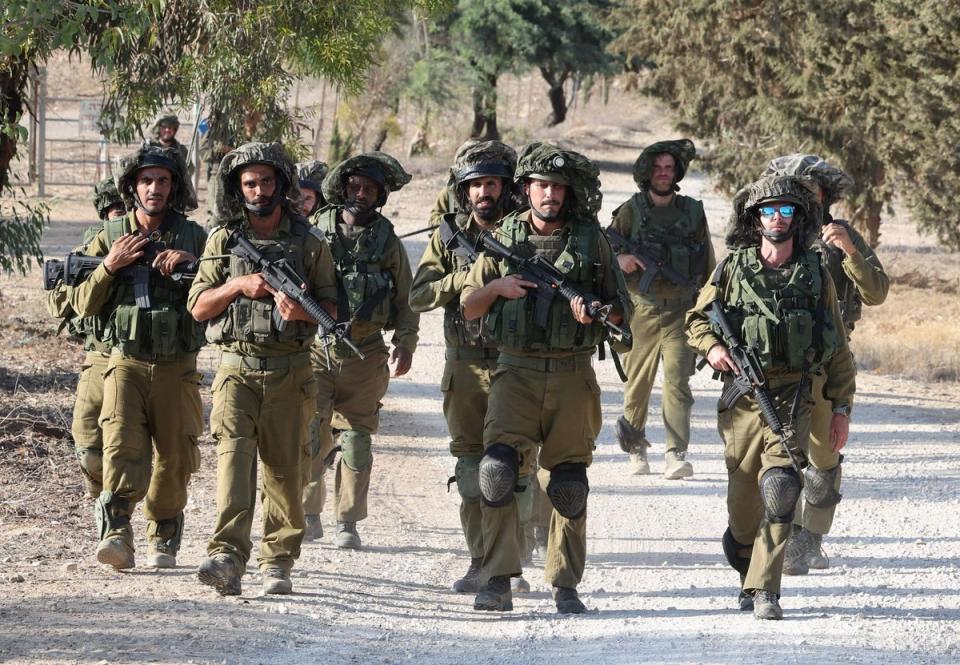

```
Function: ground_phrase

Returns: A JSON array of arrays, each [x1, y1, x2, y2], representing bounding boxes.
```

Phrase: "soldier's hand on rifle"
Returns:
[[492, 274, 537, 300], [390, 346, 413, 377], [617, 253, 646, 274], [271, 286, 312, 323], [830, 412, 850, 452], [706, 343, 739, 374], [103, 233, 149, 274], [233, 273, 274, 299], [569, 295, 598, 324], [153, 249, 197, 276], [822, 223, 858, 257]]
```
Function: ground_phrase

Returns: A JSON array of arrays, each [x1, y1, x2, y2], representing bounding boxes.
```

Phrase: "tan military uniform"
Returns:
[[686, 251, 856, 595], [188, 213, 338, 574], [611, 193, 716, 455]]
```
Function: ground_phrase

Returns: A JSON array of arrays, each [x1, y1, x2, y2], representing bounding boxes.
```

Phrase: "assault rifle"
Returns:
[[604, 226, 695, 294], [398, 223, 439, 239], [706, 299, 809, 475], [474, 230, 632, 343], [227, 229, 366, 361]]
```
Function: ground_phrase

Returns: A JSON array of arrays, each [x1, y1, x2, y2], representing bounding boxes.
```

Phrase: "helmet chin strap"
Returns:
[[242, 189, 284, 217], [529, 195, 562, 222], [760, 227, 794, 243]]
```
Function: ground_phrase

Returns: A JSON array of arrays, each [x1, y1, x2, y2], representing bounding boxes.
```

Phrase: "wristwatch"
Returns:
[[832, 404, 852, 418]]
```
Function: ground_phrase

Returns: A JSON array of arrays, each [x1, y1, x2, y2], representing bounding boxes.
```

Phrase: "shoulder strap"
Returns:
[[710, 255, 731, 287], [439, 214, 476, 263], [104, 216, 128, 246]]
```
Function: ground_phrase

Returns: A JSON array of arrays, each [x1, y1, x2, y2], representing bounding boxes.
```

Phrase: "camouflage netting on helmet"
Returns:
[[725, 174, 822, 248], [453, 140, 517, 184], [151, 114, 180, 138], [297, 160, 329, 193], [633, 139, 696, 190], [761, 154, 854, 208], [445, 139, 483, 188], [214, 142, 299, 224], [92, 177, 123, 219], [321, 152, 411, 206], [116, 144, 197, 213], [515, 142, 602, 221]]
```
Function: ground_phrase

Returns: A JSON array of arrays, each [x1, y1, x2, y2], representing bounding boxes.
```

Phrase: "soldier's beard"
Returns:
[[649, 181, 675, 197], [343, 199, 375, 224], [471, 196, 500, 222], [530, 199, 562, 222]]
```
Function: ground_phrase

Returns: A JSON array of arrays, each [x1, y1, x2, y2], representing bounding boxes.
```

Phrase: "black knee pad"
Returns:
[[479, 444, 519, 507], [759, 467, 801, 523], [803, 461, 843, 509], [546, 463, 589, 519], [722, 527, 751, 575]]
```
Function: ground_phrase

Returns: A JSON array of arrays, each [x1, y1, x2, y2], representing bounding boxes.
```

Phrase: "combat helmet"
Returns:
[[725, 174, 821, 249], [632, 139, 696, 192], [215, 142, 299, 223], [451, 140, 517, 213], [115, 144, 197, 213], [92, 177, 124, 220], [321, 152, 412, 210], [151, 114, 180, 139], [761, 154, 854, 208], [515, 141, 602, 221], [296, 159, 329, 215]]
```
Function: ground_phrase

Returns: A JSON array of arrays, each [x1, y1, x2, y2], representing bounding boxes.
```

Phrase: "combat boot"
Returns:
[[198, 554, 242, 596], [738, 574, 753, 611], [335, 521, 361, 550], [615, 416, 650, 475], [663, 449, 693, 480], [453, 557, 483, 593], [782, 526, 811, 576], [146, 539, 177, 569], [553, 586, 586, 614], [96, 525, 135, 570], [146, 513, 183, 568], [303, 514, 323, 542], [511, 575, 531, 593], [752, 590, 783, 620], [473, 575, 513, 612], [806, 532, 830, 569], [262, 567, 292, 595]]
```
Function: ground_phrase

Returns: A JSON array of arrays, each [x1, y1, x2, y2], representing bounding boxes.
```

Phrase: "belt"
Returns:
[[219, 351, 310, 372], [497, 351, 593, 373], [110, 348, 186, 364], [445, 347, 499, 361]]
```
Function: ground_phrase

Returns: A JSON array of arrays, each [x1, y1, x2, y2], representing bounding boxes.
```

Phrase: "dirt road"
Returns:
[[1, 122, 958, 665]]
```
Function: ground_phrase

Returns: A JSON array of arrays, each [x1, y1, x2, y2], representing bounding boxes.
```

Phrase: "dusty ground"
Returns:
[[1, 89, 959, 665]]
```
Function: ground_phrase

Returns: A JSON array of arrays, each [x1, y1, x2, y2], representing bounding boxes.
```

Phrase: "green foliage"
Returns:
[[609, 0, 960, 249], [0, 187, 46, 275]]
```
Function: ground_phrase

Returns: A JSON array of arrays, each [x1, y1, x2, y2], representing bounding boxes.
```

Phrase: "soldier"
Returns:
[[685, 174, 856, 620], [189, 142, 338, 596], [409, 140, 520, 593], [300, 152, 420, 550], [461, 142, 630, 614], [762, 155, 888, 575], [44, 178, 125, 499], [148, 115, 191, 170], [69, 146, 206, 571], [609, 139, 715, 479], [296, 160, 329, 217]]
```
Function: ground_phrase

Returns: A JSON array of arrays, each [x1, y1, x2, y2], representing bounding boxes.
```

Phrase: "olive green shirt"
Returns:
[[186, 212, 338, 357], [427, 185, 457, 229], [831, 223, 889, 306]]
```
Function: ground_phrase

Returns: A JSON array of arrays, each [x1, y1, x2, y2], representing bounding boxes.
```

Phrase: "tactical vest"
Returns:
[[813, 217, 860, 331], [101, 213, 206, 358], [621, 193, 707, 284], [206, 217, 320, 345], [438, 213, 490, 348], [718, 247, 842, 373], [318, 209, 396, 330], [486, 215, 605, 352]]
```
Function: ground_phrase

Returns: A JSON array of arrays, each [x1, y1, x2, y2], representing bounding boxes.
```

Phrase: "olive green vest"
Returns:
[[813, 216, 860, 332], [100, 213, 206, 358], [317, 208, 396, 330], [438, 213, 494, 349], [205, 217, 319, 345], [620, 193, 708, 284], [486, 214, 605, 353], [719, 247, 842, 373]]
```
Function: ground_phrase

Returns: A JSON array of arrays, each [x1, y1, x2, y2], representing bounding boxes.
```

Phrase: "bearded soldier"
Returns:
[[300, 153, 420, 550], [461, 142, 631, 614], [685, 175, 855, 620], [296, 160, 329, 218], [190, 142, 338, 596], [609, 139, 715, 479], [409, 140, 523, 593], [148, 115, 192, 174], [762, 155, 888, 575], [426, 139, 482, 229], [44, 178, 125, 499], [69, 146, 206, 571]]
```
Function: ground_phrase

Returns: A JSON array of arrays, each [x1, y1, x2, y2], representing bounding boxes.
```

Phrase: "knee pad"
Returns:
[[514, 475, 534, 524], [546, 463, 589, 520], [722, 527, 751, 575], [340, 430, 372, 471], [76, 447, 103, 486], [479, 443, 519, 507], [615, 416, 648, 454], [759, 467, 801, 523], [454, 455, 482, 504], [803, 460, 843, 509], [95, 491, 131, 540]]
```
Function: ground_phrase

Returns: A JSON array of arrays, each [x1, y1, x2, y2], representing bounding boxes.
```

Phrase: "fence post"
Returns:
[[36, 68, 47, 197]]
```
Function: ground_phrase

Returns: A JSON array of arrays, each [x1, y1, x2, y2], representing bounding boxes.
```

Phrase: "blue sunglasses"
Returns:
[[758, 205, 796, 218]]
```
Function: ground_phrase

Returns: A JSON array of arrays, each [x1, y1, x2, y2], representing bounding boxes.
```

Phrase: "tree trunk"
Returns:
[[470, 72, 500, 140], [0, 56, 29, 189], [540, 66, 569, 127]]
